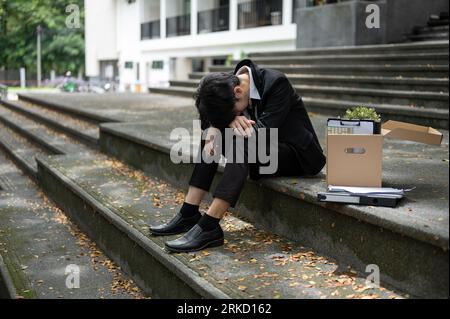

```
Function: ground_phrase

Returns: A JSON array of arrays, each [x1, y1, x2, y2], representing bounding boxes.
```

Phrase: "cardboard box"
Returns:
[[326, 120, 443, 188]]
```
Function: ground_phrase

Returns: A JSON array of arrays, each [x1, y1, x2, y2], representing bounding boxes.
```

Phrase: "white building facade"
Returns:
[[85, 0, 297, 92]]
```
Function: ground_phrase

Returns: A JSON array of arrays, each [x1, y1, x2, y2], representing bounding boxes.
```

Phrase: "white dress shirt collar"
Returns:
[[236, 66, 261, 101]]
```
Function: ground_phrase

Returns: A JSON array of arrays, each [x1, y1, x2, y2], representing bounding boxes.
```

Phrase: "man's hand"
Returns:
[[230, 116, 256, 138], [204, 127, 220, 156]]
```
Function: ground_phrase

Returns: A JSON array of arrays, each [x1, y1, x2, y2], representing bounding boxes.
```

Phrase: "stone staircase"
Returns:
[[0, 97, 406, 299], [1, 93, 448, 299], [150, 41, 449, 130], [0, 124, 144, 299], [407, 12, 449, 42]]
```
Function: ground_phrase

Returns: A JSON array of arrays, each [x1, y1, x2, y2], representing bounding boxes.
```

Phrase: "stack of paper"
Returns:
[[328, 186, 414, 198]]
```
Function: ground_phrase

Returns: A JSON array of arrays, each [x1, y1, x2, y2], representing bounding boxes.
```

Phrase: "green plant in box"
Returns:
[[340, 106, 382, 134], [344, 106, 381, 122]]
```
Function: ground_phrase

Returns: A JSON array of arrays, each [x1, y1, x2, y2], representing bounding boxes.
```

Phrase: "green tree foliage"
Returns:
[[0, 0, 85, 77]]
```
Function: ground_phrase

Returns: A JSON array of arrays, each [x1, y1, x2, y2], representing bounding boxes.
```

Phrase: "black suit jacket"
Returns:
[[232, 59, 324, 175]]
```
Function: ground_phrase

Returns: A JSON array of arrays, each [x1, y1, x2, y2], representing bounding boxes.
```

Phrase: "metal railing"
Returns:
[[166, 14, 191, 37], [141, 20, 161, 40], [0, 84, 7, 100], [198, 5, 230, 34], [238, 0, 283, 29]]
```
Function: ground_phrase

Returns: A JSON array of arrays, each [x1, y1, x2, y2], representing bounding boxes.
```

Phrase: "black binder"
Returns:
[[318, 192, 403, 208]]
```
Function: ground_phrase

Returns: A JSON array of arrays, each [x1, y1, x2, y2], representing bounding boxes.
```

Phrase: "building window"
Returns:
[[198, 0, 230, 34], [152, 61, 164, 70], [238, 0, 283, 30], [212, 57, 227, 65], [166, 0, 191, 37], [141, 0, 161, 40], [292, 0, 300, 23], [141, 20, 161, 40], [192, 59, 204, 73], [125, 62, 134, 69], [99, 60, 118, 81]]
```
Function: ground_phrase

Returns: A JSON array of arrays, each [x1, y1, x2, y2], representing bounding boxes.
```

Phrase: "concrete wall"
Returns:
[[384, 0, 449, 43], [84, 0, 118, 77], [116, 0, 141, 91], [296, 0, 449, 48], [296, 1, 386, 48]]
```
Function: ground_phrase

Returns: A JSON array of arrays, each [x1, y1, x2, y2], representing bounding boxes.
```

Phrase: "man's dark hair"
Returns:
[[194, 72, 240, 129]]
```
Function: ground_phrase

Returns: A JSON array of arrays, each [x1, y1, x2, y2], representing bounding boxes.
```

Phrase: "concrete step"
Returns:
[[0, 105, 92, 155], [414, 25, 449, 34], [295, 85, 448, 109], [301, 97, 448, 129], [168, 81, 448, 109], [170, 80, 200, 88], [248, 41, 449, 58], [4, 92, 446, 297], [235, 52, 449, 66], [0, 100, 99, 147], [150, 86, 195, 98], [181, 75, 450, 92], [408, 33, 449, 42], [189, 72, 208, 80], [36, 152, 405, 299], [16, 92, 197, 124], [0, 255, 16, 298], [98, 115, 448, 298], [18, 93, 112, 123], [428, 19, 449, 27], [0, 151, 145, 299], [149, 86, 449, 129], [0, 123, 49, 179], [209, 64, 449, 78]]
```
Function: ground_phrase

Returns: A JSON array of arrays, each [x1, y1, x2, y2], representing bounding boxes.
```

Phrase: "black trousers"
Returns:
[[189, 131, 324, 208]]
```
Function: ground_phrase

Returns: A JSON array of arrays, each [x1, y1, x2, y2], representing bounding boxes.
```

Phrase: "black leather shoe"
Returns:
[[149, 212, 201, 236], [165, 224, 224, 253]]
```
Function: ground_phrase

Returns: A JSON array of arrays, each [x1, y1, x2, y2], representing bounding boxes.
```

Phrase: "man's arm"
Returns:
[[254, 76, 291, 129]]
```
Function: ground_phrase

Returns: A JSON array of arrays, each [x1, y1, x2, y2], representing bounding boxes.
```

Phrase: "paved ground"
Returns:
[[0, 151, 147, 299], [19, 92, 450, 247]]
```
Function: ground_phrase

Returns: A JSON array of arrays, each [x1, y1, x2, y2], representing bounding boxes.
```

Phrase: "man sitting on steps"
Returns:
[[149, 59, 326, 253]]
